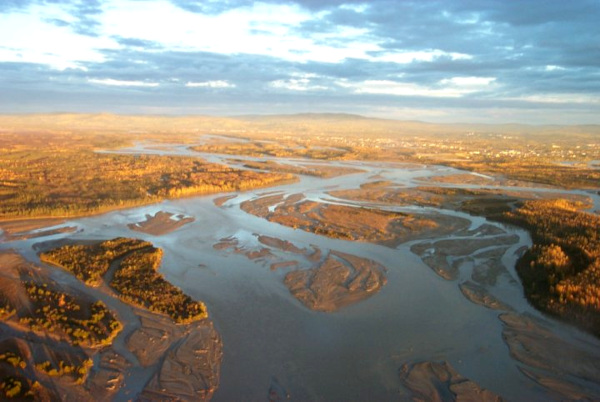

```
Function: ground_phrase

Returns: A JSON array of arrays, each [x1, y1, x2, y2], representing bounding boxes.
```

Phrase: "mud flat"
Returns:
[[128, 211, 195, 236], [132, 311, 222, 401], [459, 281, 513, 311], [213, 236, 275, 262], [330, 185, 593, 215], [398, 361, 502, 401], [258, 234, 307, 254], [212, 233, 388, 312], [0, 218, 76, 242], [241, 193, 469, 246], [213, 194, 238, 207], [0, 218, 66, 235], [284, 251, 387, 312], [329, 187, 444, 208], [416, 172, 549, 188], [238, 159, 364, 178], [500, 313, 600, 399], [410, 234, 519, 281]]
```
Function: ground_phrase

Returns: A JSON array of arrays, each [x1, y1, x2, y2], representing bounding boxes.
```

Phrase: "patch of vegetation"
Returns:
[[0, 353, 26, 370], [41, 237, 207, 323], [192, 141, 351, 160], [0, 132, 293, 220], [0, 376, 41, 399], [111, 247, 207, 323], [40, 238, 152, 286], [447, 160, 600, 189], [1, 377, 24, 399], [35, 358, 93, 384], [0, 300, 15, 319], [499, 199, 600, 336], [19, 282, 122, 347]]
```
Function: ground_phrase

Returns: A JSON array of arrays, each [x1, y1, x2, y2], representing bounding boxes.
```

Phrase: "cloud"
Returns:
[[185, 80, 235, 88], [270, 74, 329, 91], [338, 76, 496, 98], [0, 0, 598, 123], [88, 78, 160, 87]]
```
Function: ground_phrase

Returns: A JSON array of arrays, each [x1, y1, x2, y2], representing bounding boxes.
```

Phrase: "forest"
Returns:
[[111, 247, 207, 323], [0, 131, 293, 220], [40, 238, 207, 323], [40, 238, 152, 286], [501, 199, 600, 335]]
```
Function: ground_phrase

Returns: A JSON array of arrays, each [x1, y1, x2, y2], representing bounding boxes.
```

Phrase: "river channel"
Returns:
[[3, 141, 600, 401]]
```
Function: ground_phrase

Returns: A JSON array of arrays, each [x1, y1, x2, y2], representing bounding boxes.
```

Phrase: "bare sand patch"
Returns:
[[331, 185, 593, 217], [3, 225, 78, 242], [213, 236, 275, 263], [270, 260, 299, 271], [500, 313, 600, 382], [284, 250, 386, 312], [0, 218, 78, 242], [134, 313, 222, 401], [0, 218, 66, 235], [399, 360, 502, 401], [519, 367, 600, 400], [471, 247, 512, 286], [128, 211, 194, 236], [258, 234, 307, 254], [329, 187, 444, 208], [241, 159, 364, 178], [459, 281, 513, 311], [499, 312, 600, 398], [213, 194, 238, 207], [418, 172, 558, 189], [241, 194, 469, 246], [86, 350, 130, 400], [411, 235, 518, 281], [212, 233, 388, 312]]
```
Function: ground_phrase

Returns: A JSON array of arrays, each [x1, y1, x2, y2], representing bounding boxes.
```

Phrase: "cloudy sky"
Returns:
[[0, 0, 599, 124]]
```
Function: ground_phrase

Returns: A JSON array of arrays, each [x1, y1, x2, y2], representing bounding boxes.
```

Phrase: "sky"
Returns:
[[0, 0, 599, 124]]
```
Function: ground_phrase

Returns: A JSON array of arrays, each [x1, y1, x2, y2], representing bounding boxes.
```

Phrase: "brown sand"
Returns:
[[241, 194, 469, 246], [411, 235, 518, 281], [500, 312, 600, 397], [128, 211, 195, 236], [270, 261, 299, 271], [213, 236, 275, 263], [459, 281, 513, 311], [258, 235, 307, 254], [399, 360, 503, 401], [138, 320, 222, 401], [0, 218, 66, 235], [213, 194, 238, 207], [284, 250, 386, 312]]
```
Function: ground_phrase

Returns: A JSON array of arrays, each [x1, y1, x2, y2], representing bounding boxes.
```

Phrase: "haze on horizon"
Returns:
[[0, 0, 599, 125]]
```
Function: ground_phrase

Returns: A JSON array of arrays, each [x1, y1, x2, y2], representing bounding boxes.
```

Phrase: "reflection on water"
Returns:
[[4, 142, 600, 401]]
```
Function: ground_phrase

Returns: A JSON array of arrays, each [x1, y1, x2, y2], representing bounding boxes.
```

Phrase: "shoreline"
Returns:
[[0, 176, 299, 230]]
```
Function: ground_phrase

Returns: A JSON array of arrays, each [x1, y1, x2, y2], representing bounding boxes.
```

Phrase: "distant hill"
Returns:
[[0, 113, 599, 140]]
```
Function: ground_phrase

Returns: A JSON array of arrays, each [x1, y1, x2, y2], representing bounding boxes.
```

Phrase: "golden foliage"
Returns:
[[503, 199, 600, 335]]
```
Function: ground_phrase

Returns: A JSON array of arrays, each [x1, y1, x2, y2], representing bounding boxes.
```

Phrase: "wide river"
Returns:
[[3, 141, 600, 400]]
